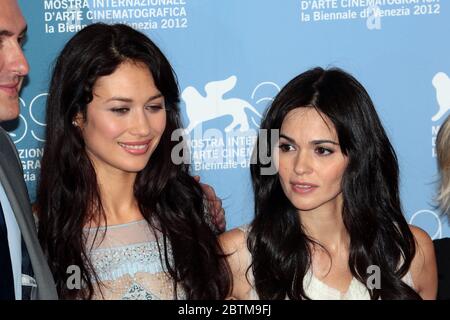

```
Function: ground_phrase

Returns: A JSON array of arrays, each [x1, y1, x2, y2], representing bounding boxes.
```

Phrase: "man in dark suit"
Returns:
[[0, 0, 57, 300]]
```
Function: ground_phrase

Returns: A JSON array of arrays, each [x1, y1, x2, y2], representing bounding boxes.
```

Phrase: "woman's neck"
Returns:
[[90, 164, 143, 227], [299, 195, 349, 253]]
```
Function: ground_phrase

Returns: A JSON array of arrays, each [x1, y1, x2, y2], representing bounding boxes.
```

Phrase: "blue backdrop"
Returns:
[[6, 0, 449, 238]]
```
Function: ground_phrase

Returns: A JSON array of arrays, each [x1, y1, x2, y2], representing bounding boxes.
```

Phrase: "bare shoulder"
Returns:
[[409, 225, 435, 267], [409, 225, 433, 246], [219, 227, 247, 254], [219, 227, 253, 299], [408, 225, 437, 299], [219, 227, 251, 269]]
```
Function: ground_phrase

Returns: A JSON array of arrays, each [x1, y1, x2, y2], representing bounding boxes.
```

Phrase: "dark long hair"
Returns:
[[249, 67, 420, 300], [36, 23, 229, 299]]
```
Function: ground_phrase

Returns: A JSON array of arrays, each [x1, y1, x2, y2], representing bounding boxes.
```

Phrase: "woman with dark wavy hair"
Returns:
[[220, 67, 437, 300], [35, 23, 229, 300]]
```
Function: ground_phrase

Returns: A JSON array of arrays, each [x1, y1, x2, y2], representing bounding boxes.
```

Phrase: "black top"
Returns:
[[434, 237, 450, 300]]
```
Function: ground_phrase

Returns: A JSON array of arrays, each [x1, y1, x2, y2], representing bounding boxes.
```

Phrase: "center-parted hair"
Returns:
[[36, 23, 229, 299], [249, 67, 420, 299]]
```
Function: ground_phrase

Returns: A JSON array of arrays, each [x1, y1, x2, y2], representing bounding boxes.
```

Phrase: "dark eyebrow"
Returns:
[[0, 25, 27, 38], [0, 30, 14, 37], [279, 134, 339, 146], [105, 93, 163, 103], [279, 133, 296, 144], [311, 139, 339, 146]]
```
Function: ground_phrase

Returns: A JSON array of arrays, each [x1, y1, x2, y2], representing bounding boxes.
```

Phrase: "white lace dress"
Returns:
[[249, 268, 414, 300], [83, 219, 184, 300]]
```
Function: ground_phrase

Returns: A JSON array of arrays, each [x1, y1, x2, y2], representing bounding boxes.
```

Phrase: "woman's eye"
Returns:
[[146, 105, 164, 112], [279, 144, 294, 152], [315, 146, 333, 156], [111, 107, 129, 114]]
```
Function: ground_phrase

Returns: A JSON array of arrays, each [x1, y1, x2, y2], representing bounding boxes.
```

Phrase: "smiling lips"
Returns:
[[118, 140, 152, 155], [291, 182, 318, 194]]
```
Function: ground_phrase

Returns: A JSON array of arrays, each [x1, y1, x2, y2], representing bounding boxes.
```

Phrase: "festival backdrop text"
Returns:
[[6, 0, 449, 238]]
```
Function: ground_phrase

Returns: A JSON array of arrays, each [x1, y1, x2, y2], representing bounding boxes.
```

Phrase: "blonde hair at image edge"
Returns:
[[436, 115, 450, 216]]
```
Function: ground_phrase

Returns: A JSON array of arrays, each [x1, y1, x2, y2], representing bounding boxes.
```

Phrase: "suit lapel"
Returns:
[[0, 128, 35, 247], [0, 128, 57, 299]]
